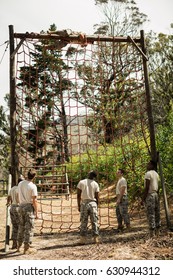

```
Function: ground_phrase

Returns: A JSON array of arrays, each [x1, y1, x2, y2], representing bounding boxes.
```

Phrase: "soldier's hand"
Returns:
[[116, 198, 120, 205], [141, 200, 145, 207]]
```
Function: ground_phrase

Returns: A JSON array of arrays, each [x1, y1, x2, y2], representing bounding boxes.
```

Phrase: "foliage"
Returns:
[[0, 96, 10, 180], [66, 133, 149, 199], [17, 24, 74, 166], [65, 0, 148, 145], [147, 28, 173, 193], [94, 0, 148, 36], [156, 109, 173, 193], [147, 32, 173, 125]]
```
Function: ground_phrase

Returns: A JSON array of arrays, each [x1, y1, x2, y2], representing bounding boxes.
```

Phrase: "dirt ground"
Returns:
[[0, 195, 173, 260]]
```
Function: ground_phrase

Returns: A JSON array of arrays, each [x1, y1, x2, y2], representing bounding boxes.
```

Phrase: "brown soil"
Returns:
[[0, 194, 173, 260]]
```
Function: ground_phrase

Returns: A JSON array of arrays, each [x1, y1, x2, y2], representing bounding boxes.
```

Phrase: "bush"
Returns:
[[66, 138, 149, 200]]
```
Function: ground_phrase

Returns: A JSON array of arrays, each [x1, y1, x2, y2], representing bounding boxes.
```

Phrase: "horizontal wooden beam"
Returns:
[[14, 32, 141, 44]]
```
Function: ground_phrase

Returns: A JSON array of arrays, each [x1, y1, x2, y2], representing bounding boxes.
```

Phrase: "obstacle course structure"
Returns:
[[9, 25, 158, 233]]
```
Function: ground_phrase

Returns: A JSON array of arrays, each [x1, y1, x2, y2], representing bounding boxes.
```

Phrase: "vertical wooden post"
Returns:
[[158, 153, 172, 229], [140, 30, 172, 229], [5, 173, 12, 252], [9, 25, 17, 187], [140, 30, 157, 162]]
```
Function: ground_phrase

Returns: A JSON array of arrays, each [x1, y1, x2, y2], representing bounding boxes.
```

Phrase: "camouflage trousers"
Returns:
[[116, 196, 130, 226], [80, 200, 99, 236], [18, 203, 35, 245], [10, 205, 19, 241], [145, 192, 161, 230]]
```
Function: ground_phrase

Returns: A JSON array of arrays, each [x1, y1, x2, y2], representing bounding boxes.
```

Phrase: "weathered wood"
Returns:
[[10, 38, 25, 59], [5, 174, 11, 252], [158, 153, 172, 229], [13, 32, 141, 44], [140, 30, 157, 162], [127, 35, 148, 61], [9, 25, 17, 186]]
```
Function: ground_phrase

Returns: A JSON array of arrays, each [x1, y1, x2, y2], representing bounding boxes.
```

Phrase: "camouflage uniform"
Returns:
[[144, 166, 161, 236], [10, 204, 19, 241], [116, 195, 130, 226], [77, 173, 100, 243], [80, 200, 99, 236], [7, 185, 20, 247], [115, 174, 130, 229], [145, 192, 161, 230], [18, 203, 35, 245]]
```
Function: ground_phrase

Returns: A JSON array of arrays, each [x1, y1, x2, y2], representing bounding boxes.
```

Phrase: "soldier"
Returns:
[[77, 170, 100, 244], [17, 169, 38, 254], [115, 169, 130, 232], [6, 177, 24, 249], [142, 160, 161, 238]]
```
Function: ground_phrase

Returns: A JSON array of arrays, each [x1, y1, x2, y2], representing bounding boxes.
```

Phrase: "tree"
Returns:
[[147, 28, 173, 191], [94, 0, 148, 36], [156, 109, 173, 192], [17, 24, 74, 166], [0, 95, 10, 179], [68, 0, 148, 144], [147, 31, 173, 125]]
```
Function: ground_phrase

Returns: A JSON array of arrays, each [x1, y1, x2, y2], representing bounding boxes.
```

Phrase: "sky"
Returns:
[[0, 0, 173, 110]]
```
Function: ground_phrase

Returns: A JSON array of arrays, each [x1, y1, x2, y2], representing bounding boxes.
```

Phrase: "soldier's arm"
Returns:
[[77, 188, 82, 212], [143, 179, 150, 202], [95, 192, 99, 206], [6, 195, 12, 206], [32, 196, 38, 219]]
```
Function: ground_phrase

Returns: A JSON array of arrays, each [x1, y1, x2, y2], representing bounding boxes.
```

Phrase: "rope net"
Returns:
[[13, 31, 151, 234]]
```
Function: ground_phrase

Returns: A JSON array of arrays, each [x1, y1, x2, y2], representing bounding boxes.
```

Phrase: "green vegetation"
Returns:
[[156, 109, 173, 194], [66, 135, 150, 201]]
